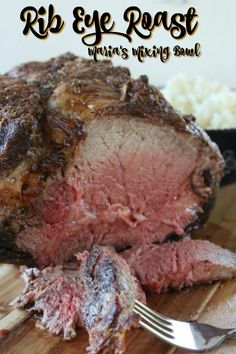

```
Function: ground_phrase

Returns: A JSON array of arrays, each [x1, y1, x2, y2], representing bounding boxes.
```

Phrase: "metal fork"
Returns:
[[134, 300, 236, 352]]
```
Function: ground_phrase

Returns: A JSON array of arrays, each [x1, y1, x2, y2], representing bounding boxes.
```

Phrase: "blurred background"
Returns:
[[0, 0, 236, 87]]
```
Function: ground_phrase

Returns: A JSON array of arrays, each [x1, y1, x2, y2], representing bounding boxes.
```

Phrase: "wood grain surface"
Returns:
[[0, 183, 236, 354]]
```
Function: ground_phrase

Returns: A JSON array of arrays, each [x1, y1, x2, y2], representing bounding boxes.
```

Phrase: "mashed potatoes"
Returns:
[[161, 75, 236, 129]]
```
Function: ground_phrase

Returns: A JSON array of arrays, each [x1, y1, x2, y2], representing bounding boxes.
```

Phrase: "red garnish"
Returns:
[[0, 329, 9, 337]]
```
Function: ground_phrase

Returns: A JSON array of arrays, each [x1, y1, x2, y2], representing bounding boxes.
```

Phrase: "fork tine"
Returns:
[[134, 300, 236, 352], [134, 307, 174, 336], [139, 319, 175, 341], [135, 300, 172, 326]]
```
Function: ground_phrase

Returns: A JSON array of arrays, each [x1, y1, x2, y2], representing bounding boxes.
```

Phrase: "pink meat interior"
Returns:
[[17, 117, 209, 266], [122, 239, 236, 293]]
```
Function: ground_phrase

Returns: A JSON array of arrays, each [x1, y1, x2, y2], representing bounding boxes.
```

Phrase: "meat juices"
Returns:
[[0, 53, 223, 266]]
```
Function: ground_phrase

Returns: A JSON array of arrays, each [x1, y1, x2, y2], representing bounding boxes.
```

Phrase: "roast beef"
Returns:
[[122, 239, 236, 293], [0, 53, 223, 266], [13, 245, 145, 354]]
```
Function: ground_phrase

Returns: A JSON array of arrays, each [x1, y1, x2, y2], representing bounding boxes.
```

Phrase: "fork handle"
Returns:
[[226, 328, 236, 339]]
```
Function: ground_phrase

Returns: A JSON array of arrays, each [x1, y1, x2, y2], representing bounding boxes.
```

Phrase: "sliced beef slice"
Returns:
[[122, 239, 236, 293], [1, 54, 223, 266], [13, 246, 145, 353]]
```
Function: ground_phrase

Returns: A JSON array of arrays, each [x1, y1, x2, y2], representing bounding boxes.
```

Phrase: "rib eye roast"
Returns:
[[2, 53, 235, 354], [0, 53, 223, 267]]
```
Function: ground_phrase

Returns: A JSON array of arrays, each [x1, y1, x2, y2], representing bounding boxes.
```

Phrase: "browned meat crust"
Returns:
[[0, 77, 41, 174], [8, 53, 130, 100], [0, 74, 84, 211]]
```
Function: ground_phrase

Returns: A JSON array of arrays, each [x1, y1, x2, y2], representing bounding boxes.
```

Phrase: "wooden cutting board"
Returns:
[[0, 183, 236, 354]]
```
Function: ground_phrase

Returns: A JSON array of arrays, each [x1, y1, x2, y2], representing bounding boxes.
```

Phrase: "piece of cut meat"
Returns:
[[80, 245, 145, 354], [12, 245, 145, 354], [11, 265, 84, 340], [0, 53, 223, 266], [122, 239, 236, 293]]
